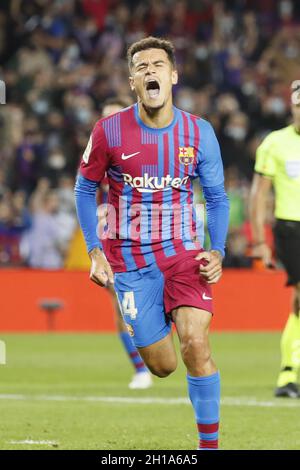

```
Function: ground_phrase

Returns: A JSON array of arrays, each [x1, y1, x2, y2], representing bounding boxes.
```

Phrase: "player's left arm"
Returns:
[[195, 119, 230, 284]]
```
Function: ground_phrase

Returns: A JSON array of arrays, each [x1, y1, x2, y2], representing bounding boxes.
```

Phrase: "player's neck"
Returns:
[[138, 100, 174, 129]]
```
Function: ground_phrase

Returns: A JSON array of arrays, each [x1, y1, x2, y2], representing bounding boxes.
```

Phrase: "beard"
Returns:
[[142, 101, 165, 114], [138, 94, 166, 114]]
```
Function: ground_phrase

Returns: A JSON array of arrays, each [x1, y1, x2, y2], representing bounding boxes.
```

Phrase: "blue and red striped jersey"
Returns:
[[79, 103, 225, 272]]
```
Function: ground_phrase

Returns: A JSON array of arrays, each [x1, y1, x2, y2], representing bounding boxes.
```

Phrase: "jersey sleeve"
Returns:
[[79, 121, 110, 182], [196, 119, 225, 187], [255, 133, 277, 178]]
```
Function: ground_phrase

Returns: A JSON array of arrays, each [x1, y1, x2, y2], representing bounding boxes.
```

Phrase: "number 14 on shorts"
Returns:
[[121, 291, 138, 320]]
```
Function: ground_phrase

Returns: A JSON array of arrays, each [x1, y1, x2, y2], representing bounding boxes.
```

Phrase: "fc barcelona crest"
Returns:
[[179, 146, 195, 165]]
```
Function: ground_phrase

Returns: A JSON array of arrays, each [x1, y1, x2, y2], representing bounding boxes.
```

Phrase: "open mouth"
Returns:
[[146, 79, 160, 99]]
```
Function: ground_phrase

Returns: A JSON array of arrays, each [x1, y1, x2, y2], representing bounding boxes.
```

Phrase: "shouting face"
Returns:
[[129, 48, 178, 111]]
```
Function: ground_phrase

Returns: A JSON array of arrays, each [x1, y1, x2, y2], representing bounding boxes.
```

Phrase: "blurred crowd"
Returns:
[[0, 0, 300, 268]]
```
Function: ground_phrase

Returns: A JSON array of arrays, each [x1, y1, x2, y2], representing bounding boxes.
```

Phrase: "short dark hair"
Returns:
[[102, 96, 133, 110], [127, 36, 176, 70]]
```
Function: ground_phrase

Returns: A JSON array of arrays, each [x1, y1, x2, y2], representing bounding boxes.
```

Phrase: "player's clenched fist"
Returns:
[[89, 247, 114, 287], [195, 250, 223, 284]]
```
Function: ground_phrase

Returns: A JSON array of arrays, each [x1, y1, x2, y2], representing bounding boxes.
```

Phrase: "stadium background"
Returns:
[[0, 0, 300, 451], [0, 0, 299, 330]]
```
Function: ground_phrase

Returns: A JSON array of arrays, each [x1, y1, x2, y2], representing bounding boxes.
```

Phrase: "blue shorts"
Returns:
[[114, 264, 171, 348], [114, 252, 213, 348]]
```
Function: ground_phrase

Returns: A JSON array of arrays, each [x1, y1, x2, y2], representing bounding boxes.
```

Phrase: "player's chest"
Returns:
[[109, 131, 197, 178]]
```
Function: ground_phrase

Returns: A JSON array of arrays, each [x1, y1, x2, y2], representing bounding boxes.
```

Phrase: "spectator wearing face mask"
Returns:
[[21, 190, 66, 269], [220, 111, 254, 180]]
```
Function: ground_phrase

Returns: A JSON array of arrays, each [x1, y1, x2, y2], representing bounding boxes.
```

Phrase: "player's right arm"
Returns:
[[249, 134, 275, 267], [74, 121, 114, 287]]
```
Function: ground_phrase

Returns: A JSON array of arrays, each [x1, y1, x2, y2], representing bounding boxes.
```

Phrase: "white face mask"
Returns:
[[177, 96, 195, 112], [48, 154, 66, 170], [285, 45, 299, 59], [267, 98, 286, 116], [32, 99, 49, 115], [225, 126, 247, 141], [195, 46, 209, 60], [242, 81, 257, 96], [280, 0, 293, 17], [76, 108, 92, 124], [67, 44, 80, 60]]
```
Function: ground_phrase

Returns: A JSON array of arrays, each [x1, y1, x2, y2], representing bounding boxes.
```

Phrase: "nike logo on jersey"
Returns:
[[202, 293, 212, 301], [121, 152, 140, 160]]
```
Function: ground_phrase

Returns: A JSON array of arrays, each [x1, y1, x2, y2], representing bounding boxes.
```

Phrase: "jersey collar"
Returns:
[[133, 103, 179, 134]]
